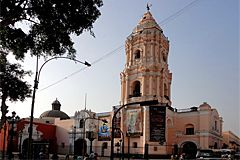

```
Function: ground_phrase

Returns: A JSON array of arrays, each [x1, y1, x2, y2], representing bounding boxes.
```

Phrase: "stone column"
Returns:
[[149, 76, 153, 95], [125, 77, 129, 102], [142, 76, 146, 96]]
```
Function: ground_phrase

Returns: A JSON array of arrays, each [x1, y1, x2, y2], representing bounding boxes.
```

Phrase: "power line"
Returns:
[[91, 45, 124, 65], [39, 0, 201, 92], [160, 0, 200, 26], [39, 45, 124, 92]]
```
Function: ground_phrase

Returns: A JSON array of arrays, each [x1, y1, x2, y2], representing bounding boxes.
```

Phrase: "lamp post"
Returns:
[[28, 55, 91, 159], [7, 111, 20, 160], [18, 130, 23, 156], [86, 131, 94, 153], [2, 123, 7, 160], [110, 100, 158, 160], [71, 126, 77, 155], [115, 128, 124, 160], [119, 140, 122, 160], [115, 142, 120, 158]]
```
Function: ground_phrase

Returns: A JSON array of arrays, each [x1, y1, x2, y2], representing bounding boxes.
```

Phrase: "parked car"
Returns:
[[196, 149, 223, 160], [212, 149, 235, 159], [196, 149, 215, 159], [219, 149, 234, 159], [234, 151, 240, 159]]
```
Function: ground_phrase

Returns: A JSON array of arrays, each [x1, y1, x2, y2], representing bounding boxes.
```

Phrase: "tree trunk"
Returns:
[[0, 94, 8, 129]]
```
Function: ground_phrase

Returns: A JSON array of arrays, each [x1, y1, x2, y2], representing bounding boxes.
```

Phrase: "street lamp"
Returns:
[[69, 126, 77, 155], [6, 111, 20, 160], [28, 55, 91, 159], [18, 130, 23, 156], [110, 100, 158, 160], [115, 128, 124, 160]]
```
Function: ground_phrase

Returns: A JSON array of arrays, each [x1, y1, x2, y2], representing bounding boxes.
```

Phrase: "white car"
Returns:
[[196, 149, 224, 160]]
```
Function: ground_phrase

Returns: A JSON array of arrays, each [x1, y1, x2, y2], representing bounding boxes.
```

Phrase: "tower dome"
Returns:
[[132, 11, 162, 34], [40, 99, 70, 120]]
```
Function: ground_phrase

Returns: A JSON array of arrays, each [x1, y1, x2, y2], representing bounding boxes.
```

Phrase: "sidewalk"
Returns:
[[0, 153, 170, 160]]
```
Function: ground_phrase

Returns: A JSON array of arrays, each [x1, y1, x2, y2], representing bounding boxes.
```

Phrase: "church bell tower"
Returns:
[[120, 11, 172, 105]]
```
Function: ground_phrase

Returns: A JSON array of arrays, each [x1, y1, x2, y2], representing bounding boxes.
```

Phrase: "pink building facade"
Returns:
[[105, 10, 224, 159], [167, 103, 223, 156], [222, 131, 240, 151]]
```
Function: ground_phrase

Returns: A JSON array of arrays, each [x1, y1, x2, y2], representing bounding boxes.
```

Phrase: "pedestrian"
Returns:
[[179, 154, 184, 160], [94, 153, 98, 160], [84, 153, 89, 160], [39, 151, 44, 160], [89, 152, 95, 160], [77, 155, 83, 160], [65, 154, 69, 160], [51, 153, 59, 160]]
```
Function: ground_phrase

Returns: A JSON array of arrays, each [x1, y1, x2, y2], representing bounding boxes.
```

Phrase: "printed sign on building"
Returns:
[[98, 117, 111, 141], [126, 108, 142, 137], [149, 106, 166, 143]]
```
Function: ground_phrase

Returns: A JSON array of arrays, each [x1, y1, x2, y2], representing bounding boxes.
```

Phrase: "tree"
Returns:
[[0, 0, 103, 59], [0, 53, 32, 129], [0, 0, 103, 128]]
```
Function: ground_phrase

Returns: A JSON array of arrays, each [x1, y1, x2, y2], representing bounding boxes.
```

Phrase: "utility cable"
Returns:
[[39, 45, 124, 92], [160, 0, 200, 26]]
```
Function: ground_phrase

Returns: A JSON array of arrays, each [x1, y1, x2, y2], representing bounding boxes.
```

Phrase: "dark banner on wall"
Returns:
[[113, 106, 122, 138], [149, 106, 166, 143]]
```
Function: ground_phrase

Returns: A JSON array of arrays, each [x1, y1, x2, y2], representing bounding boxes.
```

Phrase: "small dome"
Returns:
[[52, 98, 61, 110], [52, 99, 61, 106], [39, 98, 70, 120], [40, 110, 70, 120]]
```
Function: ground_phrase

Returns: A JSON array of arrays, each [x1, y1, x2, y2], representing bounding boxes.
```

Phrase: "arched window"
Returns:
[[132, 81, 141, 97], [163, 52, 167, 62], [185, 124, 194, 135], [134, 50, 141, 59], [79, 119, 84, 128], [214, 121, 217, 130], [214, 142, 218, 149]]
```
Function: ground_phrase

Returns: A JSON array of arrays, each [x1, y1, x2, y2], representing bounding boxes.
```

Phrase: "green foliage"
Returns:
[[0, 54, 32, 128], [0, 57, 32, 101], [0, 0, 103, 59], [0, 0, 103, 128]]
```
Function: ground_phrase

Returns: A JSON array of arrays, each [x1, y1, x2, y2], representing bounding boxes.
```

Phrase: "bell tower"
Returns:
[[120, 11, 172, 105]]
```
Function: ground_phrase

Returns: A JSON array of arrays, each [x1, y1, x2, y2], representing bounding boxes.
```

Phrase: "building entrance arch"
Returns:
[[182, 141, 197, 159], [22, 138, 49, 159], [74, 138, 87, 156]]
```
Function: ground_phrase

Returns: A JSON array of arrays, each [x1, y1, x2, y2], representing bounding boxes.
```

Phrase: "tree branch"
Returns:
[[0, 17, 39, 27], [16, 0, 27, 7], [19, 18, 39, 25]]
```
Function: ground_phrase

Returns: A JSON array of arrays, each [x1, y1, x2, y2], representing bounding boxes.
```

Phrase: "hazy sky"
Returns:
[[6, 0, 239, 135]]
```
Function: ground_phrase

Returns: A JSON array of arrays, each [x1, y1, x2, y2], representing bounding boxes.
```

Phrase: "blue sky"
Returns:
[[6, 0, 239, 135]]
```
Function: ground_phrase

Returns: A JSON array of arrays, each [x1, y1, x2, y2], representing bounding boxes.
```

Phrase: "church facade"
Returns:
[[93, 10, 224, 158]]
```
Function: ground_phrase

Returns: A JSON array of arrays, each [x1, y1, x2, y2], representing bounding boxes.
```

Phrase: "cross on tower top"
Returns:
[[147, 3, 152, 11]]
